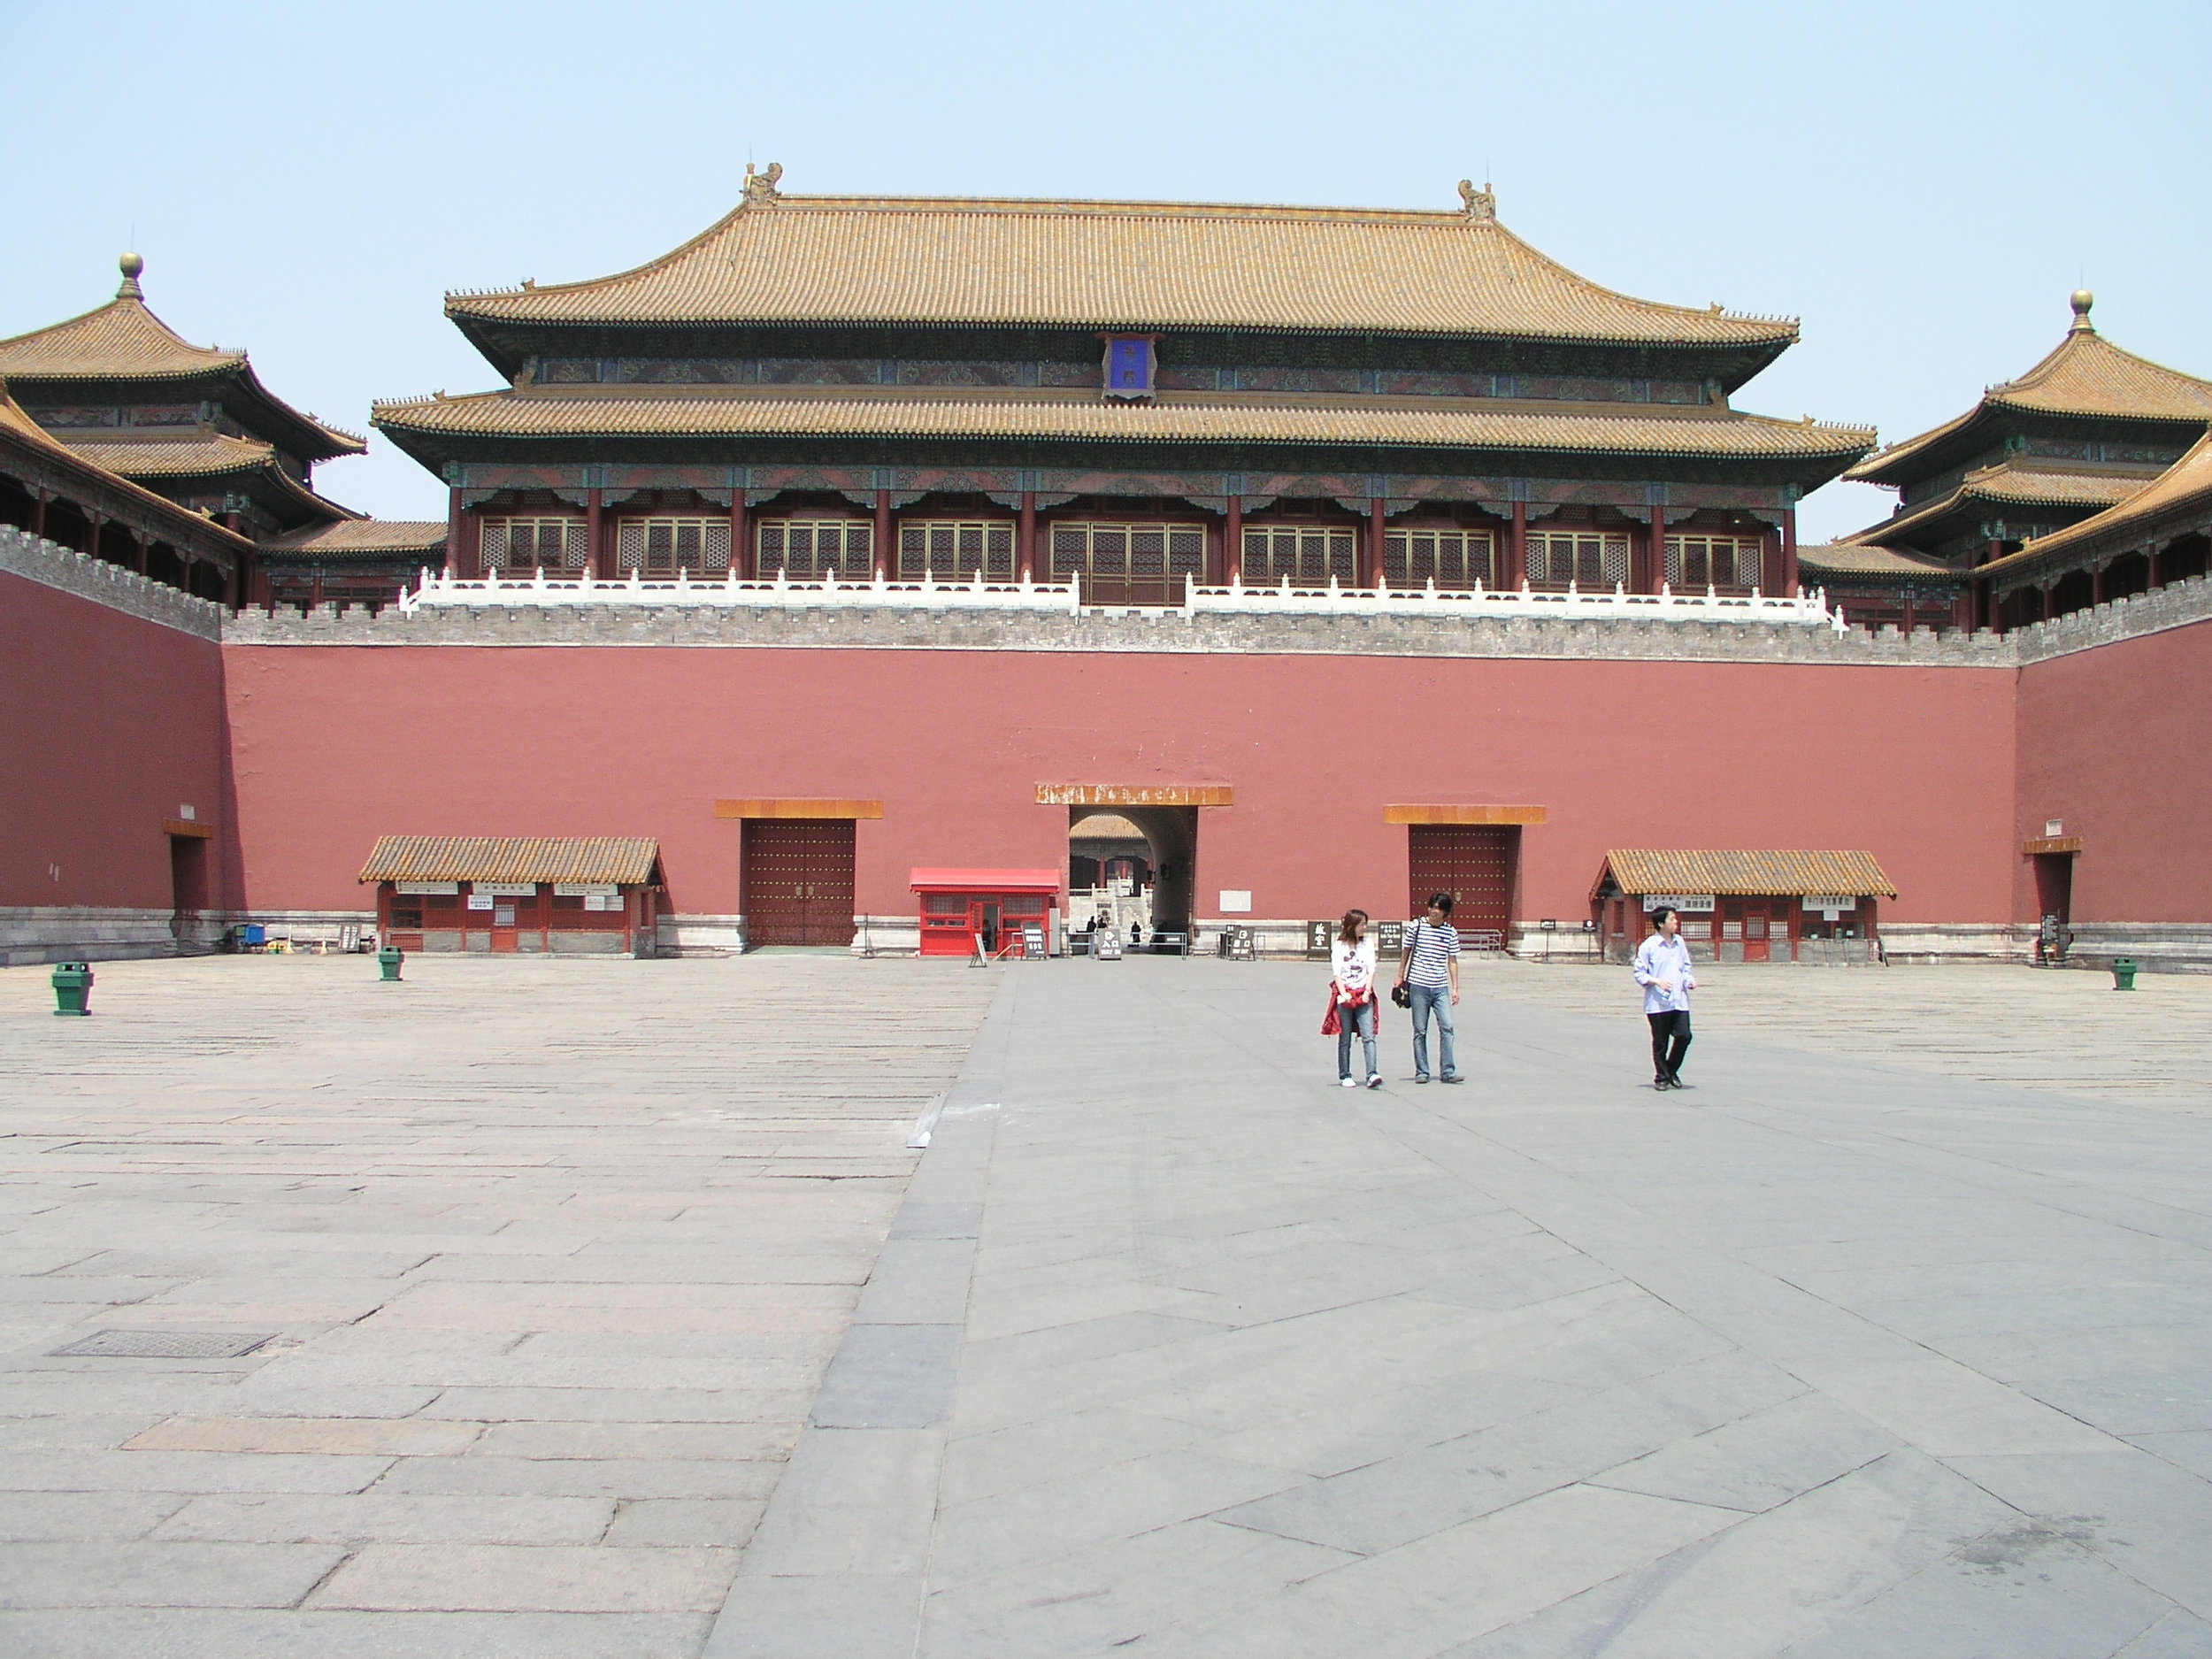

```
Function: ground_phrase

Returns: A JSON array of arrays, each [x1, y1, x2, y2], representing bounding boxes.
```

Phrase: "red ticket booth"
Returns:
[[911, 868, 1060, 957]]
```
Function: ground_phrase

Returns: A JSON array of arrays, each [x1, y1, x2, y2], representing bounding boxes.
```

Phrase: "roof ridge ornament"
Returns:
[[2069, 288, 2095, 334], [743, 162, 784, 206], [117, 251, 144, 300], [1456, 179, 1495, 222]]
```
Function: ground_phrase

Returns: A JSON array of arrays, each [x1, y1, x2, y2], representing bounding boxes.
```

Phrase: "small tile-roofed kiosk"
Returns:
[[1593, 850, 1896, 965], [911, 869, 1060, 958], [363, 836, 664, 956]]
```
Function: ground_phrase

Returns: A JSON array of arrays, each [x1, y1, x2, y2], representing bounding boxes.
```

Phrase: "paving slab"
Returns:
[[710, 956, 2212, 1658], [0, 953, 993, 1647]]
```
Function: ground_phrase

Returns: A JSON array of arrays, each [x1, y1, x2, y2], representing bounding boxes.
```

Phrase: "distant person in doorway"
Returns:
[[1634, 905, 1697, 1089], [1396, 894, 1463, 1083], [1130, 920, 1143, 948], [1332, 909, 1382, 1088]]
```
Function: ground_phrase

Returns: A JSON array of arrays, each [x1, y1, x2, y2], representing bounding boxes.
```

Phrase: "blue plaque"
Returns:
[[1102, 335, 1155, 401]]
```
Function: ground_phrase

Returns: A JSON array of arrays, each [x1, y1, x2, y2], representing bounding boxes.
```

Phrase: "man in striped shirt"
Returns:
[[1395, 893, 1463, 1084]]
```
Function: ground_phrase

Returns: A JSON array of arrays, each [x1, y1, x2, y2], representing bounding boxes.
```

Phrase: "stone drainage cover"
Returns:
[[50, 1330, 275, 1359]]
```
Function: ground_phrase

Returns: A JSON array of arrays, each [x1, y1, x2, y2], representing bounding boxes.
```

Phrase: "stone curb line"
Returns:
[[702, 968, 1020, 1657]]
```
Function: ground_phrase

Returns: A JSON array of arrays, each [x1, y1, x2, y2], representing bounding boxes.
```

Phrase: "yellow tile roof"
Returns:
[[0, 293, 241, 379], [358, 836, 659, 886], [62, 434, 278, 478], [446, 188, 1799, 345], [1849, 465, 2153, 546], [265, 519, 449, 556], [1993, 430, 2212, 572], [0, 262, 365, 458], [1601, 849, 1897, 897], [1847, 309, 2212, 484], [1796, 542, 1956, 576], [373, 388, 1872, 460], [0, 378, 257, 554]]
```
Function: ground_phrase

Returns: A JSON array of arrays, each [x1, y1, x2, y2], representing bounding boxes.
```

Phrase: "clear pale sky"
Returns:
[[4, 0, 2204, 541]]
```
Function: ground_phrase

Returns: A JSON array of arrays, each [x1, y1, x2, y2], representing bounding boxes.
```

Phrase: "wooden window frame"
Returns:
[[1241, 525, 1356, 587], [480, 516, 588, 572], [1049, 521, 1208, 592], [1664, 534, 1765, 593], [757, 517, 874, 579], [1525, 530, 1631, 590], [616, 516, 732, 575], [1384, 527, 1497, 591], [898, 518, 1018, 580]]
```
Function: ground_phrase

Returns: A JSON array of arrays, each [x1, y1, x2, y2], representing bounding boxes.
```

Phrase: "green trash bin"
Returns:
[[2112, 957, 2138, 991], [51, 961, 93, 1016], [377, 945, 403, 983]]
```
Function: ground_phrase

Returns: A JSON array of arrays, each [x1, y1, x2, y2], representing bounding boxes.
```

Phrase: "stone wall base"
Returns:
[[2046, 924, 2212, 975], [0, 908, 201, 967]]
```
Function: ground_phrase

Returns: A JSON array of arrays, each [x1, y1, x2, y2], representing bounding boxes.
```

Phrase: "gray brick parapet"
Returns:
[[0, 526, 224, 641], [225, 596, 2031, 666], [2009, 573, 2212, 664]]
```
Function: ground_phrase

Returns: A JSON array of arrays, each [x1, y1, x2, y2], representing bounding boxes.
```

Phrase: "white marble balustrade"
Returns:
[[398, 565, 1084, 612]]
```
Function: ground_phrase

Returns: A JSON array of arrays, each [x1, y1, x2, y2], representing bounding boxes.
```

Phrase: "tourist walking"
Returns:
[[1331, 910, 1383, 1089], [1395, 894, 1463, 1083], [1634, 905, 1697, 1089]]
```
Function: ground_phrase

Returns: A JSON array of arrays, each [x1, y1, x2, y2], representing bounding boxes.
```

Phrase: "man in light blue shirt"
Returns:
[[1632, 906, 1697, 1089]]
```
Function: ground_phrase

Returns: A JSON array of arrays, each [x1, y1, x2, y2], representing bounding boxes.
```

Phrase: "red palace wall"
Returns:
[[0, 571, 236, 912], [222, 646, 2017, 927], [2016, 618, 2212, 925]]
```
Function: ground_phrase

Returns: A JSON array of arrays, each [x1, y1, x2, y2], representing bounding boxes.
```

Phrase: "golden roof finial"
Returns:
[[743, 161, 785, 206], [1456, 179, 1494, 221], [2069, 289, 2095, 334], [118, 251, 144, 300]]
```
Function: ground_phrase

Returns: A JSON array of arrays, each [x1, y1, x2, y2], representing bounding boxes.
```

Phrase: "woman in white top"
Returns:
[[1332, 909, 1382, 1089]]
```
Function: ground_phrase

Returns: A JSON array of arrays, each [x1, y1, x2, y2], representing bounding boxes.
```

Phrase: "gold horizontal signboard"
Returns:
[[1384, 804, 1548, 826], [2022, 836, 2084, 856], [1037, 785, 1234, 808], [714, 799, 885, 819]]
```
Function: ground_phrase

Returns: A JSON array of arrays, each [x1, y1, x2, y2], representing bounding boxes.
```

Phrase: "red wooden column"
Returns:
[[873, 490, 893, 580], [728, 492, 749, 580], [88, 511, 106, 560], [1643, 506, 1666, 593], [29, 488, 46, 539], [2148, 543, 2163, 589], [1018, 490, 1037, 581], [1899, 587, 1914, 636], [1367, 497, 1386, 588], [1505, 502, 1528, 588], [1225, 495, 1243, 584], [1779, 506, 1799, 595], [446, 487, 466, 576], [586, 488, 606, 579], [2091, 564, 2106, 606]]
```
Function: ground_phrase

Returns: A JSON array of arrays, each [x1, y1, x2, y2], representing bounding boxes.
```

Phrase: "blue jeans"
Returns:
[[1336, 997, 1377, 1079], [1409, 983, 1456, 1079]]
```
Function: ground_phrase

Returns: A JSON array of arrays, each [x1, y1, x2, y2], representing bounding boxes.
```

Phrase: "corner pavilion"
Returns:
[[373, 173, 1875, 607]]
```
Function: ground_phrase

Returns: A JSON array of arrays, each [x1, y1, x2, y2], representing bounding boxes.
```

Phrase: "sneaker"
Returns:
[[1654, 1075, 1672, 1090], [1366, 1074, 1383, 1089], [1439, 1075, 1465, 1085], [1415, 1075, 1431, 1085], [1340, 1077, 1359, 1088]]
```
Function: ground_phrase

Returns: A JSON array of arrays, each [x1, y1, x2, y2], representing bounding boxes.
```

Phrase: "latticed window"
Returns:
[[1050, 523, 1206, 590], [480, 518, 587, 572], [1243, 526, 1356, 585], [1665, 535, 1765, 590], [900, 520, 1016, 580], [757, 518, 873, 579], [1526, 532, 1630, 588], [617, 518, 731, 575], [1385, 528, 1495, 589]]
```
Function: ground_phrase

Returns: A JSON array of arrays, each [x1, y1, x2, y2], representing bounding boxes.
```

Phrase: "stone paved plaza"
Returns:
[[3, 953, 2210, 1655]]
